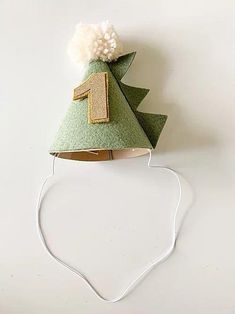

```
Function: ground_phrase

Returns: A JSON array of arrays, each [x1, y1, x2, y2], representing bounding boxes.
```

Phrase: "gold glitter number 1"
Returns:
[[73, 72, 109, 124]]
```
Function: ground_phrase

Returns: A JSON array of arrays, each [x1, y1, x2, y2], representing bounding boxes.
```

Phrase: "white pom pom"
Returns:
[[68, 21, 123, 65]]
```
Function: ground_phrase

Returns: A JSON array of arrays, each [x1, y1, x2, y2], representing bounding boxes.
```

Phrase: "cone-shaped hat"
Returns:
[[50, 23, 167, 161]]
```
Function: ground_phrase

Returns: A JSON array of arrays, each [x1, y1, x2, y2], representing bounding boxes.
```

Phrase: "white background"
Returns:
[[1, 0, 235, 313]]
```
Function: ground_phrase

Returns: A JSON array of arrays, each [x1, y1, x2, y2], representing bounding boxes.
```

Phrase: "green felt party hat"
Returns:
[[50, 24, 167, 161]]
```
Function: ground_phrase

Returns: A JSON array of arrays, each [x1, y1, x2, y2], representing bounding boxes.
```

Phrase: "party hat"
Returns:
[[50, 22, 167, 161], [37, 23, 185, 304]]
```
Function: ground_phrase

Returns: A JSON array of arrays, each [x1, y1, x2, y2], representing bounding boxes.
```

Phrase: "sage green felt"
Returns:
[[50, 52, 167, 154], [109, 52, 136, 80], [50, 60, 152, 153], [108, 52, 168, 148], [119, 82, 167, 147]]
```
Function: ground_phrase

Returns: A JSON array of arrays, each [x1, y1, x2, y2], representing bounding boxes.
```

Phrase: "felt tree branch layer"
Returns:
[[109, 52, 167, 148]]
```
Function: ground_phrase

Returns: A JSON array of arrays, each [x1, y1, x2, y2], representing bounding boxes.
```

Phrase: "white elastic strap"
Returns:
[[36, 150, 183, 302]]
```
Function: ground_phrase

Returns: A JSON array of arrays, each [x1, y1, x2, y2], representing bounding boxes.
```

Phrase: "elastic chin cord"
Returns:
[[36, 150, 184, 303]]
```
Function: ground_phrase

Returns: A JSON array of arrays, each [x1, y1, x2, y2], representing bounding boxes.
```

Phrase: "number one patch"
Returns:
[[73, 72, 109, 124]]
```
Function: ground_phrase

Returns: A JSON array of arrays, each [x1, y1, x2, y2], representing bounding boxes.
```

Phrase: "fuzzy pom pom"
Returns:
[[68, 21, 123, 65]]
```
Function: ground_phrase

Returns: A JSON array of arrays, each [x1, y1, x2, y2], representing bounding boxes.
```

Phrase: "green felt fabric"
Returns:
[[50, 60, 152, 153], [50, 52, 167, 153], [109, 52, 136, 81], [119, 82, 167, 147], [119, 83, 150, 110], [108, 53, 168, 148]]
